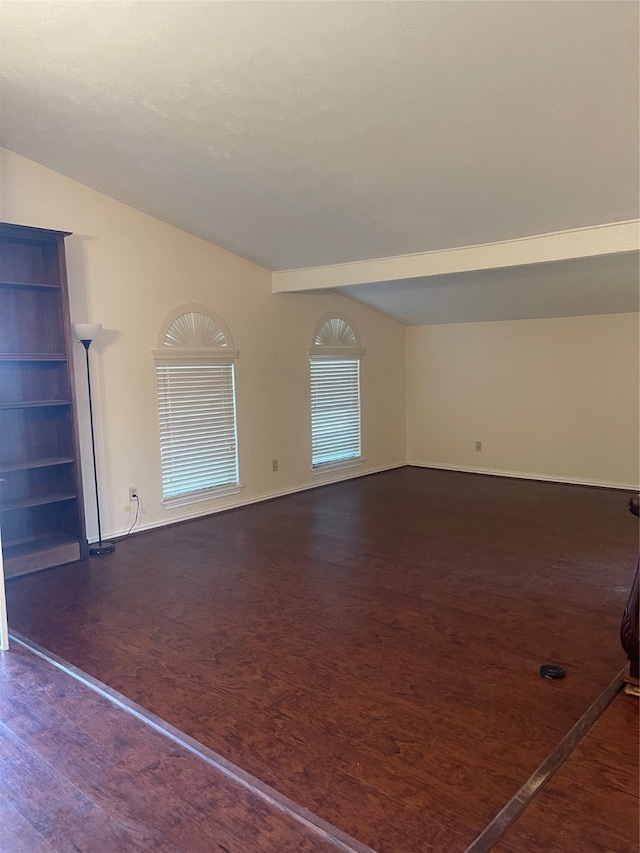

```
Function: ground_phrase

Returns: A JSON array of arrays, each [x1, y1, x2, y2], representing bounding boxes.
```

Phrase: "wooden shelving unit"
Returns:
[[0, 223, 88, 579]]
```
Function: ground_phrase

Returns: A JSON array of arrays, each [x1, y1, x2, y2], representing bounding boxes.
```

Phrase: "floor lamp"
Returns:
[[73, 324, 115, 556]]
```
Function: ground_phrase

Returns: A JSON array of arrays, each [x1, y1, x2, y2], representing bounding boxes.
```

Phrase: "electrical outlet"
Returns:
[[475, 441, 483, 452], [272, 459, 279, 472], [129, 486, 139, 501]]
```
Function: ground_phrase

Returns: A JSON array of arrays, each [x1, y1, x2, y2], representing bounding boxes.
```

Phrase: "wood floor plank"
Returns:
[[0, 720, 99, 837], [0, 644, 364, 853], [465, 670, 627, 852], [0, 793, 55, 853], [5, 467, 638, 851], [493, 693, 639, 853]]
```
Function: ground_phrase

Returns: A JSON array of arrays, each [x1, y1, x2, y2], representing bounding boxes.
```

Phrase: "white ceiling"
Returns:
[[335, 251, 640, 326], [0, 1, 638, 324]]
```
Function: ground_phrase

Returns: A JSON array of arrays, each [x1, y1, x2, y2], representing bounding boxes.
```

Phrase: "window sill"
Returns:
[[162, 483, 244, 510], [312, 458, 364, 477]]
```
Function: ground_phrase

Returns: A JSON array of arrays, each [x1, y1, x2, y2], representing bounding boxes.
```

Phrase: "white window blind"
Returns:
[[156, 363, 239, 503], [310, 358, 361, 467]]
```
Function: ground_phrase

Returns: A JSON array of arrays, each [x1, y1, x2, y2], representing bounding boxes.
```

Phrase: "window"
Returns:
[[309, 314, 364, 469], [153, 306, 240, 508]]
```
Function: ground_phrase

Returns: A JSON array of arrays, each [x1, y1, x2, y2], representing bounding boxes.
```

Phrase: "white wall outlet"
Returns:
[[475, 441, 483, 452], [129, 486, 139, 501], [272, 459, 279, 472]]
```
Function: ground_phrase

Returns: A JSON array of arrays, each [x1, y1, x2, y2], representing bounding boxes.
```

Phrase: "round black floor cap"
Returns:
[[540, 664, 566, 680]]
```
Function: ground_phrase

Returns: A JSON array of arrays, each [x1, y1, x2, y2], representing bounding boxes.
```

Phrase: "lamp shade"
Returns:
[[73, 323, 102, 342]]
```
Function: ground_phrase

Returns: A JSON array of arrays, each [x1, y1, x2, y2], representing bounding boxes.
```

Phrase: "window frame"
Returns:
[[153, 305, 242, 509], [308, 313, 364, 473]]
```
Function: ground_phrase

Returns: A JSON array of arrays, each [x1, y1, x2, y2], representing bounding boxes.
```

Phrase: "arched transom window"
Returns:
[[153, 305, 240, 508], [309, 313, 364, 469]]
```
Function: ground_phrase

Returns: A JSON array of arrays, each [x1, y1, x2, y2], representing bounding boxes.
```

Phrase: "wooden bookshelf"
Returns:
[[0, 223, 88, 578]]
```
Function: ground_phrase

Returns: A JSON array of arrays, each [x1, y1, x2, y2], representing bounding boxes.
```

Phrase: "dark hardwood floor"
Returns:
[[0, 642, 357, 853], [4, 467, 639, 852], [495, 692, 639, 853]]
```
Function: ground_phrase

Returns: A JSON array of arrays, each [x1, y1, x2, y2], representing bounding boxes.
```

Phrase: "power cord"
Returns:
[[125, 494, 140, 536]]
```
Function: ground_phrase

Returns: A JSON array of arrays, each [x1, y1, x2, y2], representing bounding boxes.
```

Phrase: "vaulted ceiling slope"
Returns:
[[1, 1, 638, 276]]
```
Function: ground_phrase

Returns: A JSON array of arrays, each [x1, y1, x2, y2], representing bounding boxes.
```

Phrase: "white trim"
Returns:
[[94, 460, 635, 545], [312, 457, 364, 476], [308, 346, 364, 358], [102, 462, 407, 541], [408, 461, 639, 491], [273, 220, 640, 292], [162, 482, 244, 510], [152, 349, 238, 364]]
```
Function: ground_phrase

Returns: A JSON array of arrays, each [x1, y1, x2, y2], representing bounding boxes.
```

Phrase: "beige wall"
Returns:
[[2, 147, 637, 544], [407, 314, 640, 488], [0, 149, 407, 540]]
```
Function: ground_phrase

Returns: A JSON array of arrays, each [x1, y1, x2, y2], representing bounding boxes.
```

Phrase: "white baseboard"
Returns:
[[99, 461, 407, 543], [407, 460, 639, 491], [93, 460, 636, 545]]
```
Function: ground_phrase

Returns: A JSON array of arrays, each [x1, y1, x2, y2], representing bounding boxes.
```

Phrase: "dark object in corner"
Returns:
[[620, 495, 639, 695], [89, 541, 116, 556], [540, 664, 566, 680]]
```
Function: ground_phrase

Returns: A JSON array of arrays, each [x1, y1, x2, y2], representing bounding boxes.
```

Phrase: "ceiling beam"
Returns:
[[272, 221, 640, 293]]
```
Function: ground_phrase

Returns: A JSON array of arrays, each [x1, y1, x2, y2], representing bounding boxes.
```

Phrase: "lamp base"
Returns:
[[89, 541, 116, 556]]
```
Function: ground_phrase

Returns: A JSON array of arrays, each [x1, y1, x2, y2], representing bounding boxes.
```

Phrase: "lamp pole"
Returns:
[[74, 325, 115, 556]]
